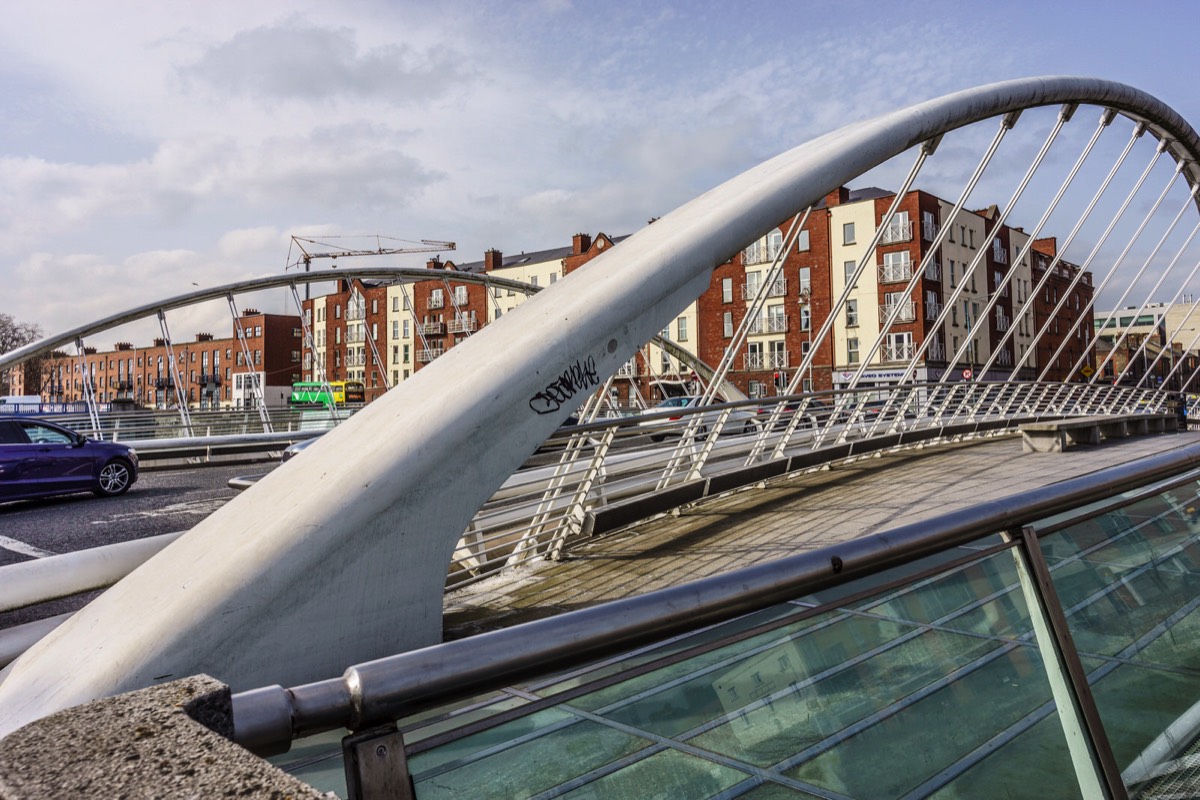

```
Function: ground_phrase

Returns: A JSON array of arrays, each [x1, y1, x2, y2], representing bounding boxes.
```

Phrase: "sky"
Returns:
[[2, 0, 1199, 345]]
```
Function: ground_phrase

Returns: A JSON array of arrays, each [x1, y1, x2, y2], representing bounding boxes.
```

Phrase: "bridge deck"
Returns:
[[443, 428, 1200, 639]]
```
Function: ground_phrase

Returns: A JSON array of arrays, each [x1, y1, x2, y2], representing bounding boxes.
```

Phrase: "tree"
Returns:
[[0, 313, 44, 396]]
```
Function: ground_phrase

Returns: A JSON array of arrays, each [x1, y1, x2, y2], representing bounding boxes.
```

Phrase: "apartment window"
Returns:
[[453, 285, 468, 305], [392, 296, 400, 312], [550, 272, 558, 284], [846, 299, 859, 327], [968, 229, 976, 248], [798, 267, 811, 294], [430, 288, 444, 308], [767, 228, 784, 261], [844, 260, 857, 288], [371, 299, 378, 314], [847, 337, 860, 364], [255, 350, 262, 365], [722, 277, 733, 303], [372, 323, 378, 339], [530, 275, 539, 287], [677, 317, 688, 341], [922, 210, 937, 240], [392, 321, 399, 338], [336, 328, 341, 344], [254, 325, 262, 337], [392, 345, 399, 364], [403, 320, 410, 338], [843, 222, 855, 244], [723, 311, 734, 338], [746, 271, 761, 298], [403, 344, 410, 363], [797, 229, 810, 252], [334, 305, 341, 319], [948, 224, 955, 243], [800, 306, 811, 331], [970, 270, 976, 293], [952, 304, 959, 326]]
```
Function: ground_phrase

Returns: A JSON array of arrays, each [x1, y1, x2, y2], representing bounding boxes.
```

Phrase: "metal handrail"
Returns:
[[231, 441, 1200, 756]]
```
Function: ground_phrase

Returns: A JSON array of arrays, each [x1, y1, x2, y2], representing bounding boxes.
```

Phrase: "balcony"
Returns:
[[768, 350, 788, 369], [419, 321, 446, 336], [427, 296, 444, 310], [615, 360, 639, 378], [922, 221, 939, 241], [882, 342, 916, 362], [765, 316, 788, 333], [417, 348, 444, 363], [346, 305, 366, 321], [880, 300, 916, 323], [153, 378, 174, 389], [880, 221, 912, 244], [448, 318, 478, 334], [745, 353, 765, 370], [879, 258, 914, 283], [924, 260, 942, 281], [742, 278, 786, 299], [200, 373, 222, 386], [113, 380, 133, 391], [925, 300, 942, 321]]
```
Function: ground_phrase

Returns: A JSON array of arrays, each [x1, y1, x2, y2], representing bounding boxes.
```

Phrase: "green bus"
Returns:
[[289, 381, 366, 406]]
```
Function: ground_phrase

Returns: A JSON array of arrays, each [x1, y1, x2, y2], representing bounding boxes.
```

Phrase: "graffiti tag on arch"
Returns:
[[529, 356, 600, 415]]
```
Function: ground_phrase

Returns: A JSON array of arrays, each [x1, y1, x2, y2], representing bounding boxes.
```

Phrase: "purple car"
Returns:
[[0, 416, 138, 502]]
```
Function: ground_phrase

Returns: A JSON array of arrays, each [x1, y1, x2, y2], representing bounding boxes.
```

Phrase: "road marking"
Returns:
[[0, 535, 55, 558]]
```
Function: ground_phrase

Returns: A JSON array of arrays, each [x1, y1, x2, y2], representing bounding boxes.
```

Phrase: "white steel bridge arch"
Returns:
[[3, 76, 1200, 736]]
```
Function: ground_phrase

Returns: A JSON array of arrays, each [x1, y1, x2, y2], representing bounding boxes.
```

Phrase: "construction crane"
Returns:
[[285, 235, 455, 299], [286, 234, 455, 273]]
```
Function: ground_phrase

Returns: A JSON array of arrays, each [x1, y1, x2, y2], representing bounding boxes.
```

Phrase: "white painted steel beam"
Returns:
[[3, 77, 1199, 737]]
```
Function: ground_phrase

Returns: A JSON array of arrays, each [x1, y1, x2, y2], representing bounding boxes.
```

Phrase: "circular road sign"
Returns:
[[962, 368, 973, 380]]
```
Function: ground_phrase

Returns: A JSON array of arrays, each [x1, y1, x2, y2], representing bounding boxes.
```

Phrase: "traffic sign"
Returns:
[[962, 368, 973, 380], [1080, 365, 1094, 377]]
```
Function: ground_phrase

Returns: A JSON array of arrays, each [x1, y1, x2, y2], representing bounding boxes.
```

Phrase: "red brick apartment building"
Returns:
[[20, 185, 1095, 412], [27, 310, 302, 410]]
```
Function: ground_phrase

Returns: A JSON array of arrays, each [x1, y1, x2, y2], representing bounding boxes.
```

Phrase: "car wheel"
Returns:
[[743, 421, 756, 434], [650, 433, 665, 443], [95, 459, 133, 497]]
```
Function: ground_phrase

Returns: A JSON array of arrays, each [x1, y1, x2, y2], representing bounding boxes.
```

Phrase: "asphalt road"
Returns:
[[0, 463, 267, 629]]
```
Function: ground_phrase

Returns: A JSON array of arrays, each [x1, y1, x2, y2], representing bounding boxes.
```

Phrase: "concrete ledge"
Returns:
[[0, 675, 323, 799], [1020, 414, 1178, 454]]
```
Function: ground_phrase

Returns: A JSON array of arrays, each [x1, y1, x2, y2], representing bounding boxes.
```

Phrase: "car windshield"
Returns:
[[655, 397, 693, 409]]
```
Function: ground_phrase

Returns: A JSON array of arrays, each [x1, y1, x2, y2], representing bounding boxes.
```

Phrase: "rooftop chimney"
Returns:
[[484, 249, 503, 271], [572, 233, 591, 254]]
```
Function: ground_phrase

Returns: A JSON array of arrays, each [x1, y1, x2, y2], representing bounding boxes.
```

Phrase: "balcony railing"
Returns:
[[880, 221, 912, 244], [419, 322, 446, 336], [768, 350, 788, 369], [924, 260, 942, 281], [153, 378, 174, 389], [922, 221, 939, 241], [427, 296, 444, 310], [879, 258, 914, 283], [882, 342, 916, 361], [199, 374, 222, 386], [765, 316, 788, 333], [417, 348, 444, 363], [447, 319, 479, 334], [745, 353, 765, 370], [615, 361, 639, 378], [742, 278, 786, 299], [925, 300, 942, 321], [880, 300, 916, 323]]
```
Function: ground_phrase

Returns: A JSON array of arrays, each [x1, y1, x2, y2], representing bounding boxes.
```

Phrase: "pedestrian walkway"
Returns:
[[443, 428, 1200, 638]]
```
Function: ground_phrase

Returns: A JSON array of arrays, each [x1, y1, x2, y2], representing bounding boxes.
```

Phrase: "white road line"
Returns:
[[0, 536, 55, 558]]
